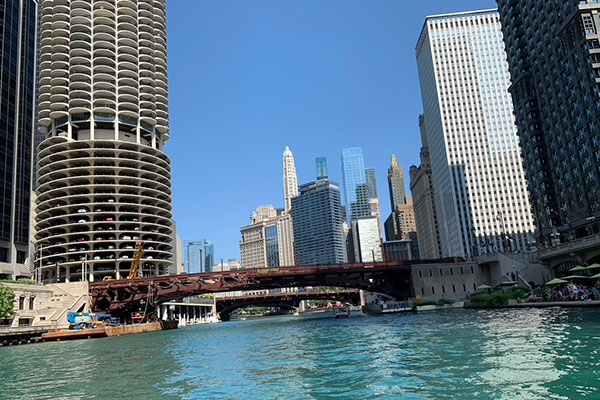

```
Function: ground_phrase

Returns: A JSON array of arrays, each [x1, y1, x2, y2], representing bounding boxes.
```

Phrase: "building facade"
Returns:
[[365, 168, 378, 200], [240, 206, 279, 269], [387, 155, 407, 210], [276, 213, 294, 266], [186, 240, 214, 274], [0, 0, 38, 279], [341, 147, 370, 223], [410, 115, 442, 260], [316, 157, 328, 180], [416, 10, 536, 258], [291, 180, 347, 266], [383, 240, 412, 262], [352, 217, 383, 262], [283, 146, 298, 212], [497, 0, 600, 246], [34, 0, 174, 282]]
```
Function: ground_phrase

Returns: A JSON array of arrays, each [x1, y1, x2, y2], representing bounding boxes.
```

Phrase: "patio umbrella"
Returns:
[[562, 275, 591, 282], [477, 284, 492, 290], [585, 263, 600, 271], [545, 278, 568, 286], [569, 265, 587, 273], [499, 281, 517, 287], [590, 272, 600, 280]]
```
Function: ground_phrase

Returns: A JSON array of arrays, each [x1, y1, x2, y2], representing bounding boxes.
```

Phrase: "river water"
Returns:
[[1, 308, 599, 399]]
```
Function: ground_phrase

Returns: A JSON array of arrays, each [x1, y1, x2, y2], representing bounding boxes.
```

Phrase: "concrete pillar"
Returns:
[[359, 290, 367, 307]]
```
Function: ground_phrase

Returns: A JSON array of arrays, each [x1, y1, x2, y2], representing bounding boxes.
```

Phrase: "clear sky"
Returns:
[[165, 0, 498, 263]]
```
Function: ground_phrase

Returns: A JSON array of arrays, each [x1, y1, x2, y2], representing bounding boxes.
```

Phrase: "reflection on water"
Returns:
[[1, 309, 599, 399], [476, 309, 568, 399]]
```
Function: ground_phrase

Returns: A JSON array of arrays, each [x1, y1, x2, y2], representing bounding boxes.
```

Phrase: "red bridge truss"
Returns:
[[90, 261, 419, 318]]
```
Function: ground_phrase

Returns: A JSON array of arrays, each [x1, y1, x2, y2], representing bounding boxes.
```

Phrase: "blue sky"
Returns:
[[166, 0, 497, 263]]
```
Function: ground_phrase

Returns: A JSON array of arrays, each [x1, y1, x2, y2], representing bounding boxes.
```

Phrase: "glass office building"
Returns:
[[341, 147, 370, 223], [0, 0, 37, 279]]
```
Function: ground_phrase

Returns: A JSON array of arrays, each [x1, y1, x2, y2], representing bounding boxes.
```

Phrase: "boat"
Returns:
[[334, 308, 350, 318], [42, 327, 107, 341]]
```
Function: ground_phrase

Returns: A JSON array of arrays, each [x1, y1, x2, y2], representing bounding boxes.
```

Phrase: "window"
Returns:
[[432, 286, 435, 295], [19, 296, 25, 310], [29, 297, 35, 310], [463, 284, 466, 292], [421, 287, 425, 295], [419, 270, 422, 278], [453, 285, 456, 293]]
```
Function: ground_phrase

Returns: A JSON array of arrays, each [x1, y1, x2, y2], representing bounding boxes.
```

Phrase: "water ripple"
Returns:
[[1, 309, 599, 399]]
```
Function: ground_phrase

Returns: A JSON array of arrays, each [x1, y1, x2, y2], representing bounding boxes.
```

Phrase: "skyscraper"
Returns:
[[352, 217, 383, 262], [497, 0, 600, 247], [410, 115, 442, 259], [186, 240, 214, 274], [283, 146, 299, 212], [341, 147, 370, 223], [291, 180, 347, 266], [316, 157, 328, 180], [280, 146, 297, 265], [365, 168, 378, 200], [240, 206, 279, 269], [0, 0, 37, 279], [416, 10, 536, 257], [35, 0, 173, 282], [387, 155, 407, 210]]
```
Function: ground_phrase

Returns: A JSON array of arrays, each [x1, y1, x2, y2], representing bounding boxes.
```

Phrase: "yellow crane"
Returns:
[[127, 242, 144, 280]]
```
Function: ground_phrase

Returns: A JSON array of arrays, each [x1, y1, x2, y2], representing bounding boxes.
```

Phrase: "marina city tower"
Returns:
[[35, 0, 173, 282]]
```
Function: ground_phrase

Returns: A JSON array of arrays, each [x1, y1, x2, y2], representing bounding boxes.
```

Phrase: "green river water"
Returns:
[[1, 308, 599, 399]]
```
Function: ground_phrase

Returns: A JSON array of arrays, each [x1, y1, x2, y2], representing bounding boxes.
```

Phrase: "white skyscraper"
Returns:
[[416, 10, 535, 258], [283, 146, 299, 212]]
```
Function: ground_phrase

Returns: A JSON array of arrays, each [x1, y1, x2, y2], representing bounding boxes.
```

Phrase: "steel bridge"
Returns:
[[215, 290, 361, 321], [89, 261, 426, 318]]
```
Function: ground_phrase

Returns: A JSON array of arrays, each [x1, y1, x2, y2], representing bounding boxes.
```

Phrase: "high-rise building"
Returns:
[[280, 146, 298, 264], [410, 115, 442, 259], [365, 168, 378, 200], [0, 0, 37, 280], [277, 213, 294, 266], [291, 180, 347, 266], [497, 0, 600, 246], [186, 240, 214, 274], [35, 0, 173, 282], [383, 198, 418, 245], [397, 198, 417, 239], [240, 206, 289, 269], [341, 147, 370, 223], [283, 146, 299, 212], [387, 155, 407, 210], [416, 9, 536, 257], [352, 217, 383, 262], [316, 157, 328, 180]]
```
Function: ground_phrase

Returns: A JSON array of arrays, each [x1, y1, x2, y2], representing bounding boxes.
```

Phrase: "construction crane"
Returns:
[[127, 242, 144, 280]]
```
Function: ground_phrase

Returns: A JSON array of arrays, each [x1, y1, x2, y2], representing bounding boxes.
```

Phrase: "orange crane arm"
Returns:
[[128, 242, 144, 279]]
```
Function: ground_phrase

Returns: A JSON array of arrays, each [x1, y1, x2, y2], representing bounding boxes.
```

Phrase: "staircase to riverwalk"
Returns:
[[42, 282, 91, 329]]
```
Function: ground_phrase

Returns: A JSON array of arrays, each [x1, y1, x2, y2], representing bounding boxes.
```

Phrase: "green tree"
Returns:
[[0, 285, 16, 319]]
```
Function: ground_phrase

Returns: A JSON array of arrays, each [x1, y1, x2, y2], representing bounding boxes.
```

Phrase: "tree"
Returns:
[[0, 285, 16, 319]]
